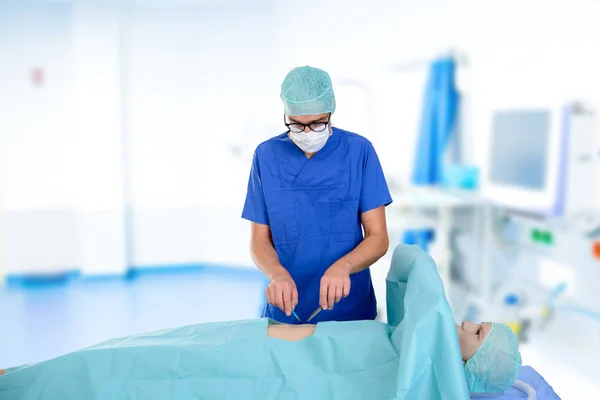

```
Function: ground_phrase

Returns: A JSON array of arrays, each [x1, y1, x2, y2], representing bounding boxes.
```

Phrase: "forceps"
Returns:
[[307, 306, 323, 322]]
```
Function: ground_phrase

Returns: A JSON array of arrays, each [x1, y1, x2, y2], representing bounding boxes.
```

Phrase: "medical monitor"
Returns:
[[483, 106, 564, 215]]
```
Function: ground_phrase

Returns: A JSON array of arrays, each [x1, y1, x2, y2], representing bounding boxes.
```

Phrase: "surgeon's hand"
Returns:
[[320, 264, 351, 311], [266, 270, 298, 317]]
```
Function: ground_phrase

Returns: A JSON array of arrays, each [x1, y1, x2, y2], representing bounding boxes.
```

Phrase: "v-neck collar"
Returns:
[[274, 128, 344, 191]]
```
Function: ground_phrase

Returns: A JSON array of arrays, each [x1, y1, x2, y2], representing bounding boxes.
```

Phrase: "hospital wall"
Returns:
[[1, 0, 599, 280]]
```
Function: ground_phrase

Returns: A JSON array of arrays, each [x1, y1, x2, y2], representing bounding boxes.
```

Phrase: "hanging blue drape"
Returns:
[[403, 58, 459, 251]]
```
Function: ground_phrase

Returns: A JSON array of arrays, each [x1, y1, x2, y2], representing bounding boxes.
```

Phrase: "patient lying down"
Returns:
[[0, 319, 521, 397], [267, 318, 520, 394], [0, 245, 521, 399]]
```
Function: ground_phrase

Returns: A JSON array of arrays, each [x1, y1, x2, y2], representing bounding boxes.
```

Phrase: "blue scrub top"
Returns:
[[242, 127, 392, 323]]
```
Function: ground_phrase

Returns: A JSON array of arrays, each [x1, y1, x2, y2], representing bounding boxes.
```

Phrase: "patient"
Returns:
[[0, 245, 521, 399], [266, 318, 521, 394]]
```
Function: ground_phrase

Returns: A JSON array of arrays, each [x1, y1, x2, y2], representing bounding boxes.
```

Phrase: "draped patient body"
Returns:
[[0, 324, 315, 376], [0, 319, 406, 400], [0, 318, 512, 400], [0, 245, 520, 399]]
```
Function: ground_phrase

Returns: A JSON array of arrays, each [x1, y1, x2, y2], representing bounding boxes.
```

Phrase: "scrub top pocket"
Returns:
[[329, 197, 359, 242]]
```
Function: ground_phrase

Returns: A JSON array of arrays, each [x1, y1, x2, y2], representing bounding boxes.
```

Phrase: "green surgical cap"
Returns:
[[464, 323, 522, 393], [280, 66, 336, 116]]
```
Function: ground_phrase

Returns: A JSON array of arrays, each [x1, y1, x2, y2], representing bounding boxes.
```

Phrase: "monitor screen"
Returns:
[[489, 110, 551, 191]]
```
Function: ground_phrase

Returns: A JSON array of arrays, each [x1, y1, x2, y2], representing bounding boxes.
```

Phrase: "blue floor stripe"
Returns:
[[5, 264, 266, 289], [5, 270, 81, 288]]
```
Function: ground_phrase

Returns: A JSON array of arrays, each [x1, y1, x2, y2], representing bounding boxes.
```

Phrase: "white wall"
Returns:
[[0, 2, 80, 274], [0, 2, 129, 276], [72, 4, 128, 275], [125, 4, 277, 268], [1, 0, 600, 276]]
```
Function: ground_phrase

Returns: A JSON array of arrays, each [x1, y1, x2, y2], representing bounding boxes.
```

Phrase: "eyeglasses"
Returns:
[[284, 115, 330, 133]]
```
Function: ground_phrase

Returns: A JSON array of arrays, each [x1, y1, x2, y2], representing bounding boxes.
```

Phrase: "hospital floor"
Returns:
[[1, 267, 597, 399]]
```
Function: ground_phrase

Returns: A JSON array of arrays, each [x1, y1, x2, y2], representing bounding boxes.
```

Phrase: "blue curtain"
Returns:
[[403, 58, 459, 251]]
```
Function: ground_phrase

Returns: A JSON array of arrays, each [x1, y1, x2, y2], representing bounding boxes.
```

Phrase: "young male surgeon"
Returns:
[[242, 66, 393, 323]]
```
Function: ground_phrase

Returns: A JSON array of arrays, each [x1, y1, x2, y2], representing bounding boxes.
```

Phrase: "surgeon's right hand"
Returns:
[[266, 269, 298, 317]]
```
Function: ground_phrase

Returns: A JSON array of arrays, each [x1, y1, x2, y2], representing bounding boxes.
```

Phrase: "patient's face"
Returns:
[[456, 321, 492, 362]]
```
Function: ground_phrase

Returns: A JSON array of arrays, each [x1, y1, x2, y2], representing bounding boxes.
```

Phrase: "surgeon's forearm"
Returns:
[[335, 232, 389, 275], [250, 237, 288, 280], [0, 369, 5, 375]]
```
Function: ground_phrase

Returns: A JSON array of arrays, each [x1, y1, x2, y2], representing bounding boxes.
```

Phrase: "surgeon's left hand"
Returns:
[[320, 263, 351, 311]]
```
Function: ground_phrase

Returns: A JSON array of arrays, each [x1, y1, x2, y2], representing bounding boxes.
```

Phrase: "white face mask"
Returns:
[[289, 127, 332, 154]]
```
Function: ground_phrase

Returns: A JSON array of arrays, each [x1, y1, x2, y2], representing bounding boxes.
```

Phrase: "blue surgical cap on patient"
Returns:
[[280, 66, 336, 116], [464, 323, 522, 393]]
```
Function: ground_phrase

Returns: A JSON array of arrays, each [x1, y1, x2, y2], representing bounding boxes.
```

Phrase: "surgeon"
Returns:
[[242, 66, 393, 323]]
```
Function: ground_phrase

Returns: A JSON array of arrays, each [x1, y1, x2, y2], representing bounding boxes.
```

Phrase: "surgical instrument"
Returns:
[[292, 310, 300, 321], [307, 306, 322, 322]]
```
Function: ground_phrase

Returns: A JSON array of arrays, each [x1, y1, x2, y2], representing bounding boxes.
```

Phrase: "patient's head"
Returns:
[[456, 321, 522, 393]]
